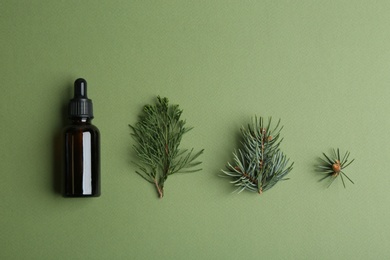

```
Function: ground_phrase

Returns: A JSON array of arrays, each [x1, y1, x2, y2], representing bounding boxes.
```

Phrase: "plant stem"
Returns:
[[154, 179, 164, 198], [260, 128, 265, 169]]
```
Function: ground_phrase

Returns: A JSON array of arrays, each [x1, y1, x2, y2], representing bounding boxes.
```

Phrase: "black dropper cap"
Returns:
[[68, 78, 94, 119]]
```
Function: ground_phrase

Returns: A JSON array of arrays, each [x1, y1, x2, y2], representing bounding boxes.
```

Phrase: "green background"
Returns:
[[1, 1, 390, 259]]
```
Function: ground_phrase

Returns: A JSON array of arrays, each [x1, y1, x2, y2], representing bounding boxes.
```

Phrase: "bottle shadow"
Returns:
[[52, 83, 72, 195]]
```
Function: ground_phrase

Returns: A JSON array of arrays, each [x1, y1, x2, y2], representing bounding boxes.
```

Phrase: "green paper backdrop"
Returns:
[[1, 1, 390, 259]]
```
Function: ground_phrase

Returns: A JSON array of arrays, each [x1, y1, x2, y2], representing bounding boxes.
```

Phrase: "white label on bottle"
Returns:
[[83, 132, 92, 194]]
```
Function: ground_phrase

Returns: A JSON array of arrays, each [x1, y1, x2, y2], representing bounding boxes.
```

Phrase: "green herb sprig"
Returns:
[[222, 117, 293, 194], [129, 96, 204, 198]]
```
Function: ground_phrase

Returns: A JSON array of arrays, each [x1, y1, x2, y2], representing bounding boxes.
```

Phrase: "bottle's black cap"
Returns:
[[68, 78, 94, 119]]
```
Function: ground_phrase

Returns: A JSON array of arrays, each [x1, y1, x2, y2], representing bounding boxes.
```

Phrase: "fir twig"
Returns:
[[129, 96, 204, 198], [221, 116, 293, 194]]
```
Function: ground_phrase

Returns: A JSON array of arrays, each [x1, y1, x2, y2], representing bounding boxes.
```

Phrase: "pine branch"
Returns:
[[129, 96, 204, 198], [221, 116, 293, 195]]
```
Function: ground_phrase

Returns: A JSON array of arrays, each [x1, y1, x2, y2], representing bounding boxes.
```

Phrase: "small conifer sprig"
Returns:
[[318, 148, 355, 188], [222, 117, 293, 194], [129, 96, 204, 198]]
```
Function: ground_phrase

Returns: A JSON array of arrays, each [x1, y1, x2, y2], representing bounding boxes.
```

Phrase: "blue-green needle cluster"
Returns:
[[222, 117, 293, 194], [318, 149, 355, 188]]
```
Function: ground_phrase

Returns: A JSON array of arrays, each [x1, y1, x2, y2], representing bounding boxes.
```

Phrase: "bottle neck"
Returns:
[[71, 117, 92, 124]]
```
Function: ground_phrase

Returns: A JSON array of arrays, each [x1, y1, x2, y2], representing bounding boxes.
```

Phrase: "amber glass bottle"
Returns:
[[63, 78, 100, 197]]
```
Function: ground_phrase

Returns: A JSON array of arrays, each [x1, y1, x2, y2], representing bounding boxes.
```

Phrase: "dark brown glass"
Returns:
[[63, 118, 100, 197]]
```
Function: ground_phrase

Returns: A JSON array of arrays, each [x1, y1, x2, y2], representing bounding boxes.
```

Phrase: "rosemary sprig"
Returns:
[[129, 96, 204, 198], [317, 148, 355, 188], [222, 117, 293, 194]]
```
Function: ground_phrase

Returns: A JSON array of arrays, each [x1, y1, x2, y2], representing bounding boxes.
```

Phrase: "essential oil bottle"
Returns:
[[63, 78, 100, 197]]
